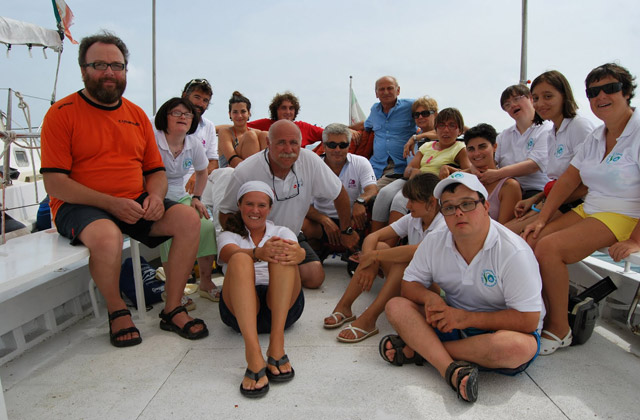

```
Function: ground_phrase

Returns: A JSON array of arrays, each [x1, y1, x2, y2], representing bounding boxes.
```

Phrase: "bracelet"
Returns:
[[531, 203, 541, 213], [192, 195, 201, 201], [229, 154, 240, 163], [252, 247, 261, 262]]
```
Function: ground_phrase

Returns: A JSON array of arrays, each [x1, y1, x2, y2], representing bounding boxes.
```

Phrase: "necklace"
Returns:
[[171, 145, 183, 158]]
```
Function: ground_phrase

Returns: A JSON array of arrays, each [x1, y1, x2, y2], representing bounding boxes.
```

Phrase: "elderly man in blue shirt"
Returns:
[[356, 76, 415, 188]]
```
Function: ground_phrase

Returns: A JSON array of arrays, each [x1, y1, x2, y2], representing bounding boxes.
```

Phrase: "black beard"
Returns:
[[83, 73, 127, 104]]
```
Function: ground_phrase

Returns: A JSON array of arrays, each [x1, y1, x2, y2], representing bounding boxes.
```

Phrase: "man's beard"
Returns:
[[83, 73, 127, 104]]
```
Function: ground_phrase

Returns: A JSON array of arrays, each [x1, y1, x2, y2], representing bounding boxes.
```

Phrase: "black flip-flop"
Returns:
[[240, 367, 269, 398], [266, 355, 295, 383]]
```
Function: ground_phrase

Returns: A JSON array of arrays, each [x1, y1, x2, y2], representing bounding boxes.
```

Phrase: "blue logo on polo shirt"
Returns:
[[481, 269, 497, 287], [526, 138, 534, 150], [555, 144, 565, 158], [183, 158, 193, 170], [606, 153, 622, 164]]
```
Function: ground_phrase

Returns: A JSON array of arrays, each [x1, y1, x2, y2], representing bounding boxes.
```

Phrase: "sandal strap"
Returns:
[[267, 354, 290, 368], [329, 312, 348, 323], [111, 326, 140, 339], [244, 367, 267, 381], [445, 360, 479, 402], [159, 305, 187, 322], [109, 309, 132, 322], [180, 318, 205, 334], [379, 334, 423, 366]]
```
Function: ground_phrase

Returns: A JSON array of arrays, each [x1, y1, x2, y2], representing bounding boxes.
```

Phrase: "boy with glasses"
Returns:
[[380, 172, 543, 403]]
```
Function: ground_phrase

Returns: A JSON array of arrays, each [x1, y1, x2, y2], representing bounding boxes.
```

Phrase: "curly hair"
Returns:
[[269, 91, 300, 121]]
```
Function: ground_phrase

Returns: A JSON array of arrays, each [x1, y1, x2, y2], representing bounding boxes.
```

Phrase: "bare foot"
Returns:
[[337, 318, 377, 340], [110, 312, 139, 343], [323, 309, 354, 327]]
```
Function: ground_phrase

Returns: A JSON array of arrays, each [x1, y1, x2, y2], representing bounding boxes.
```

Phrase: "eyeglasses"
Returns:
[[83, 62, 126, 71], [440, 199, 483, 216], [436, 122, 459, 131], [412, 110, 435, 119], [264, 149, 301, 201], [184, 78, 211, 93], [586, 82, 623, 99], [169, 111, 194, 119], [502, 95, 527, 110], [325, 141, 349, 149]]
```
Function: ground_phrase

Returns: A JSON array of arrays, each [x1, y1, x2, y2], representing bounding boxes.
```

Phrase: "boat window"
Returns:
[[14, 150, 29, 167]]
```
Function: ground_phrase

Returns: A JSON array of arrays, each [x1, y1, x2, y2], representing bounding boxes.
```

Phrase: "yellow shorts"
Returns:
[[572, 203, 638, 242]]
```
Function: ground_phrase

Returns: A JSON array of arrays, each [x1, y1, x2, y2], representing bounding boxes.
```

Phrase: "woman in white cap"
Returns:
[[217, 180, 305, 398]]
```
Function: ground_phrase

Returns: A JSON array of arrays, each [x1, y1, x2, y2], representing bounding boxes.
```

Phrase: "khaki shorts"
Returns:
[[572, 203, 638, 242]]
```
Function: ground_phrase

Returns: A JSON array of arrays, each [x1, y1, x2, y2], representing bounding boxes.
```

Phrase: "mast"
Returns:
[[152, 0, 157, 114], [519, 0, 528, 85]]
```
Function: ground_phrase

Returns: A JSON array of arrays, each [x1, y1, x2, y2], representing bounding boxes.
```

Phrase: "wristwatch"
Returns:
[[192, 195, 201, 201], [355, 197, 366, 206], [341, 227, 354, 235]]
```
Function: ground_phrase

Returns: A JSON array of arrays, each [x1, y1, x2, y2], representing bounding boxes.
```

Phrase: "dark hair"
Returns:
[[223, 194, 274, 238], [531, 70, 578, 124], [500, 84, 531, 108], [442, 182, 486, 201], [463, 123, 497, 145], [434, 107, 464, 131], [269, 91, 300, 121], [228, 91, 252, 112], [78, 31, 129, 67], [585, 63, 636, 105], [402, 173, 440, 203], [154, 97, 200, 135], [182, 78, 213, 97]]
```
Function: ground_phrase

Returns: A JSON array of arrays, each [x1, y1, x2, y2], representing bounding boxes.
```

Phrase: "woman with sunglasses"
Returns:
[[218, 91, 267, 168], [524, 63, 640, 355], [218, 181, 305, 398], [480, 85, 553, 199], [154, 97, 219, 319], [506, 71, 594, 234]]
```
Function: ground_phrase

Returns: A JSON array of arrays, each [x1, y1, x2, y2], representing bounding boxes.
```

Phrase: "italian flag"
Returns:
[[52, 0, 78, 44]]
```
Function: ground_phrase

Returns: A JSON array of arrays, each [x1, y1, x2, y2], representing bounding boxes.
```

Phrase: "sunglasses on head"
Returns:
[[325, 141, 349, 149], [586, 82, 623, 99], [412, 110, 435, 119], [184, 78, 211, 93]]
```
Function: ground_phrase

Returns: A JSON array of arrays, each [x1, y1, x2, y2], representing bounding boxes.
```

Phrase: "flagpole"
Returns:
[[152, 0, 157, 114], [349, 75, 353, 124]]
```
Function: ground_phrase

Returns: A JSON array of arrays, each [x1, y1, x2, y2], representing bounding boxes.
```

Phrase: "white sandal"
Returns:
[[540, 329, 572, 355]]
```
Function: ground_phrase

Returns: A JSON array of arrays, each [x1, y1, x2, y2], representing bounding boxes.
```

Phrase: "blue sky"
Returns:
[[2, 0, 640, 133]]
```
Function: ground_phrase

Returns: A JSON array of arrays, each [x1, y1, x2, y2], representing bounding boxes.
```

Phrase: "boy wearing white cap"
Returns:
[[380, 172, 544, 403]]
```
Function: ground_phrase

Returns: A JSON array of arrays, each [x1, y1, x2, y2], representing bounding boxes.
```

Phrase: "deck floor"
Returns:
[[2, 257, 640, 420]]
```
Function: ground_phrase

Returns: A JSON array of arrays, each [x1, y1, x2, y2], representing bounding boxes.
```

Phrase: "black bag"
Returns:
[[119, 256, 164, 309]]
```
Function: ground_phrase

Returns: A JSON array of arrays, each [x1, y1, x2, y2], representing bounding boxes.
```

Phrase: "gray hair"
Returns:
[[322, 123, 352, 143]]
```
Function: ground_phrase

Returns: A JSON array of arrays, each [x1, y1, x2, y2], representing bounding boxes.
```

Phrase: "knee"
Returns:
[[82, 221, 123, 256], [385, 296, 408, 321], [228, 252, 253, 268], [300, 261, 324, 289], [485, 331, 536, 368], [534, 236, 558, 262], [173, 205, 201, 237]]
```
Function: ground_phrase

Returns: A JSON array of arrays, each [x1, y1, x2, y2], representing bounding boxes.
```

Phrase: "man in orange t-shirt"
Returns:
[[40, 32, 208, 348]]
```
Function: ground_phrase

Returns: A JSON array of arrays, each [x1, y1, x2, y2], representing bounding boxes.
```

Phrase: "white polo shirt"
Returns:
[[313, 153, 377, 219], [184, 116, 218, 183], [155, 130, 208, 201], [571, 109, 640, 218], [390, 212, 446, 245], [403, 219, 544, 331], [219, 148, 343, 233], [495, 121, 553, 191], [546, 116, 594, 180], [217, 221, 298, 286]]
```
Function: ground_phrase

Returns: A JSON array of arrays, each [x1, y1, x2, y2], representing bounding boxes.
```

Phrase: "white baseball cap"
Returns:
[[433, 172, 488, 200]]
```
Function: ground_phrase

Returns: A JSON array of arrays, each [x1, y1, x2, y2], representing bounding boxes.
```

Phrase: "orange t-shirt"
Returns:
[[40, 91, 165, 221]]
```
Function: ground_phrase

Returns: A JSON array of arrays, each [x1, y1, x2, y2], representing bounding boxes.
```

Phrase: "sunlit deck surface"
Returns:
[[2, 256, 639, 420]]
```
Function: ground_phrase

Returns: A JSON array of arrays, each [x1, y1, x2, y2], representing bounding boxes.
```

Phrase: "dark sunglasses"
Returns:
[[586, 82, 623, 99], [325, 141, 349, 149], [412, 110, 436, 119]]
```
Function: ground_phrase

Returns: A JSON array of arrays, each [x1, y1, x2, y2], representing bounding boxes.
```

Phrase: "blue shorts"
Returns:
[[436, 327, 540, 376], [219, 285, 305, 334], [55, 192, 178, 248]]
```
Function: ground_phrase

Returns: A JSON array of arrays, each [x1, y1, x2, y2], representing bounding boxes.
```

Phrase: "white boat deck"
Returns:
[[2, 256, 640, 420]]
